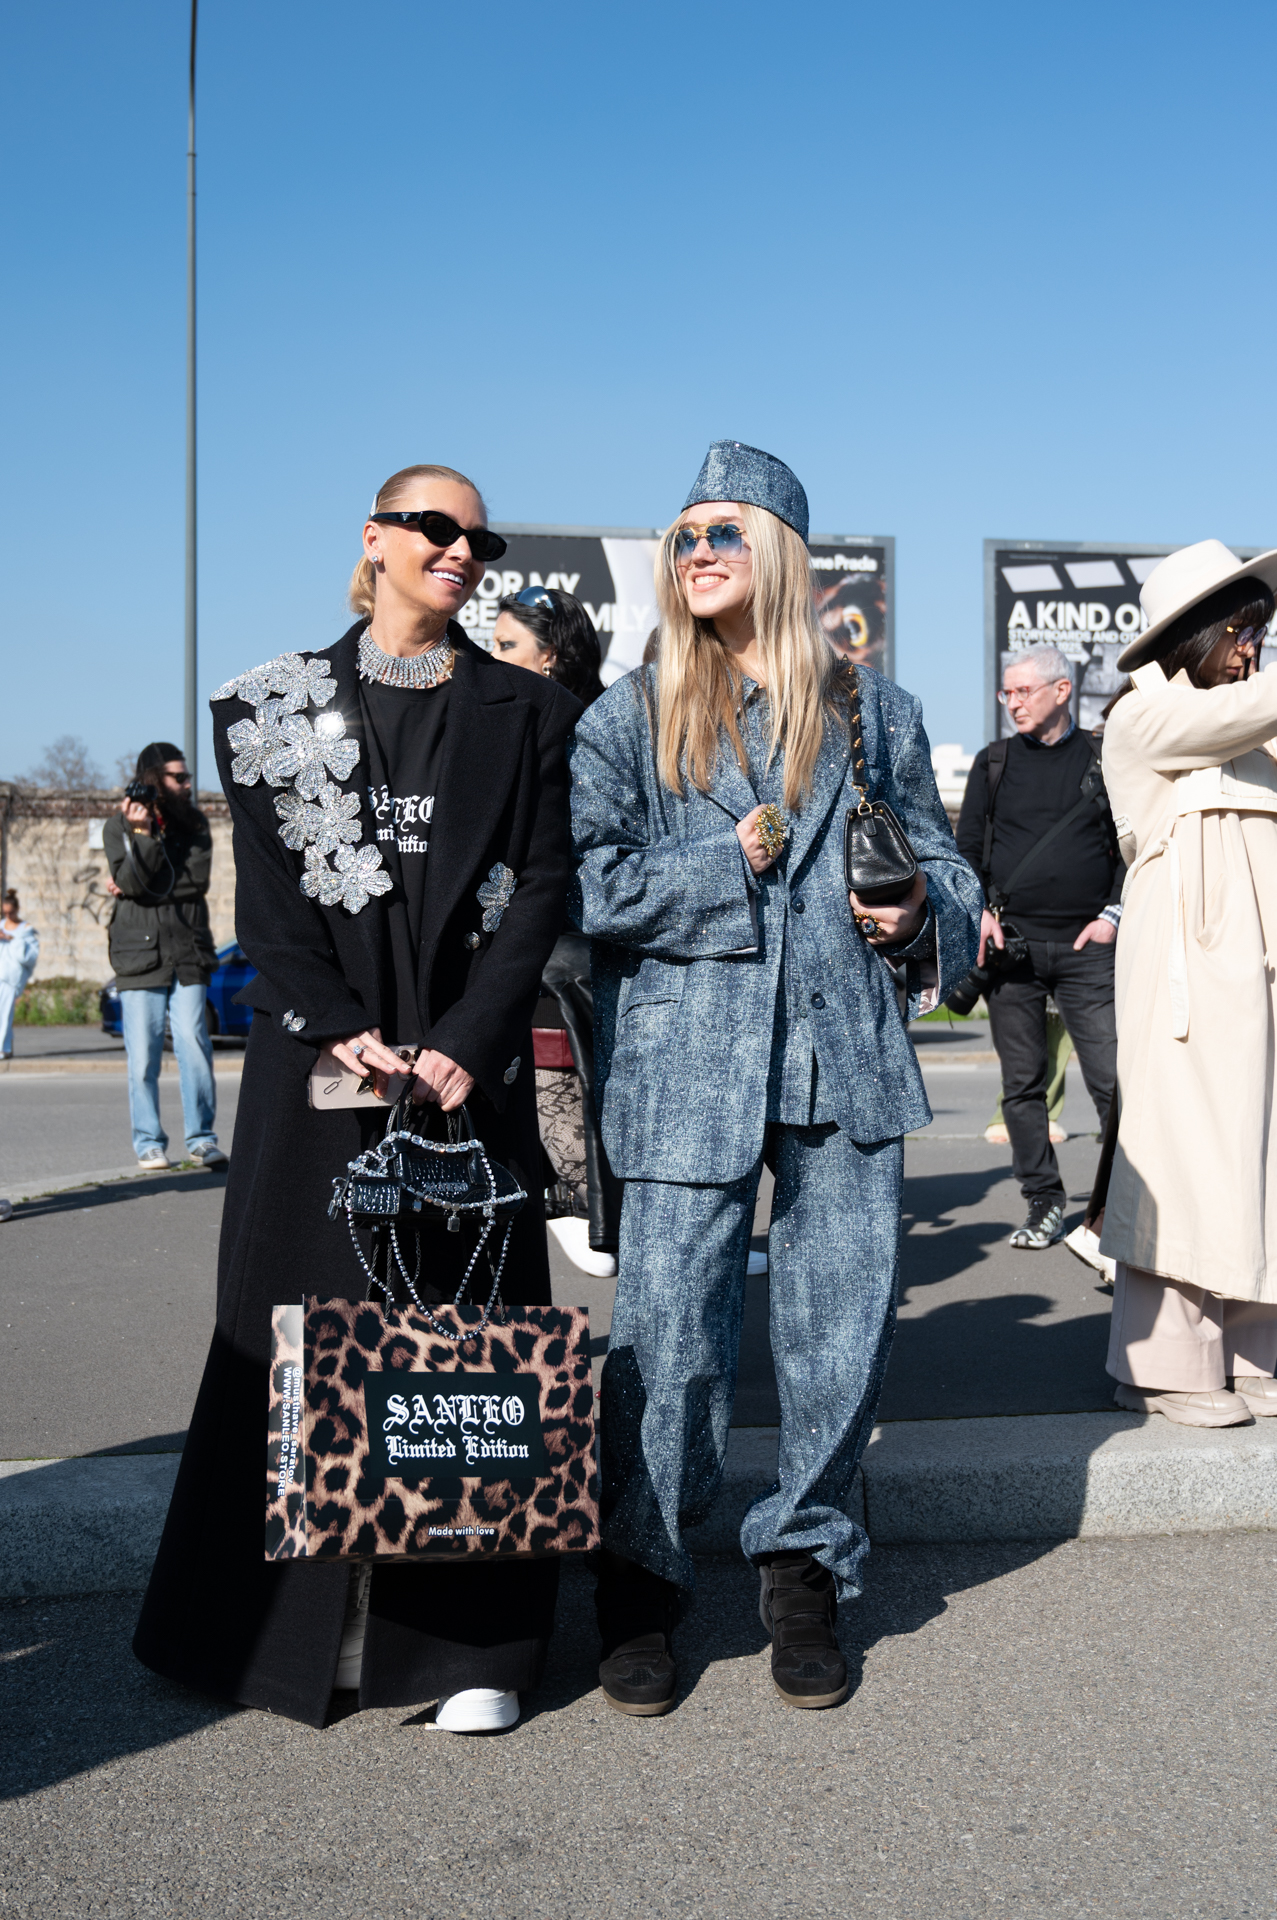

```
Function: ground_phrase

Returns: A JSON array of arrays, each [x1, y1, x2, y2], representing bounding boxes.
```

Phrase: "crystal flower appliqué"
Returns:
[[301, 843, 392, 914], [477, 863, 517, 933], [212, 652, 337, 714], [275, 781, 362, 855]]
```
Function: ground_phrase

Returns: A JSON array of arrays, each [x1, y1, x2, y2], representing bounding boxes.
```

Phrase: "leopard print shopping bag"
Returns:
[[265, 1297, 599, 1562]]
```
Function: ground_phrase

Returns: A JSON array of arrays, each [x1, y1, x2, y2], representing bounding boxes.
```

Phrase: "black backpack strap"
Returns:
[[980, 738, 1010, 876]]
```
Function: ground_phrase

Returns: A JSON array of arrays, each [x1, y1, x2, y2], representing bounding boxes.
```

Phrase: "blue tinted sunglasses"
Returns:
[[672, 521, 747, 561]]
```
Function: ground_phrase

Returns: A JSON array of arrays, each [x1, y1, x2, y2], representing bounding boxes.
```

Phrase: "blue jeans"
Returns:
[[601, 1123, 902, 1599], [120, 981, 218, 1159]]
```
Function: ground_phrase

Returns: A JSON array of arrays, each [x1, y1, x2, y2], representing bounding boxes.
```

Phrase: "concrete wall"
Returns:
[[0, 787, 236, 984]]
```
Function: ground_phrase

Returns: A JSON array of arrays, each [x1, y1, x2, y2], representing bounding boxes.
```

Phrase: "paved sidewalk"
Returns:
[[3, 1536, 1273, 1918]]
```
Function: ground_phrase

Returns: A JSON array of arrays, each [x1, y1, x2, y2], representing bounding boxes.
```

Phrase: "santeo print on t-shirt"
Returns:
[[368, 784, 436, 859]]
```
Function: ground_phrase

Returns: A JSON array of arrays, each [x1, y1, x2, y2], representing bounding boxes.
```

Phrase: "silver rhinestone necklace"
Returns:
[[358, 627, 454, 691]]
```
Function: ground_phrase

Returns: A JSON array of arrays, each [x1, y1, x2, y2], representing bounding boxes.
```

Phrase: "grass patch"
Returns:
[[14, 977, 101, 1025]]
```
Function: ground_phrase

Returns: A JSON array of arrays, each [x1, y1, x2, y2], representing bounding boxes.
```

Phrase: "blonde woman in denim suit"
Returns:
[[569, 442, 982, 1716]]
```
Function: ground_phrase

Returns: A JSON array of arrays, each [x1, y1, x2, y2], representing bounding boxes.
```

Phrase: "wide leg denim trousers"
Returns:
[[600, 1122, 902, 1598]]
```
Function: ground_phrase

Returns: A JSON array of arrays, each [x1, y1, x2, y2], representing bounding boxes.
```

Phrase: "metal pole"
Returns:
[[184, 0, 199, 794]]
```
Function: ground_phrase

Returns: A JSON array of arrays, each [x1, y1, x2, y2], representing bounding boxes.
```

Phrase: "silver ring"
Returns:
[[350, 1042, 365, 1059]]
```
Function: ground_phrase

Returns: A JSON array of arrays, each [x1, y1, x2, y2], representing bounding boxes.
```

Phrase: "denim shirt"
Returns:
[[738, 683, 833, 1126]]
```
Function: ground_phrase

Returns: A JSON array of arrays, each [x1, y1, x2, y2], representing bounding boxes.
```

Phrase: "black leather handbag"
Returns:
[[842, 666, 920, 906], [327, 1097, 527, 1344]]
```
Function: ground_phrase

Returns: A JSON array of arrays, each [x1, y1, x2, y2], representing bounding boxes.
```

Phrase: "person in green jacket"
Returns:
[[103, 743, 225, 1170]]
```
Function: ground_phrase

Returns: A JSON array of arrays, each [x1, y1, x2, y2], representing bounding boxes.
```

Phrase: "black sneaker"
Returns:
[[758, 1552, 848, 1710], [595, 1550, 681, 1717], [1009, 1198, 1065, 1249]]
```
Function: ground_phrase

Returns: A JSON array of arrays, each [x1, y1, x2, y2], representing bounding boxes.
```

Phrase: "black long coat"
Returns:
[[133, 624, 581, 1726]]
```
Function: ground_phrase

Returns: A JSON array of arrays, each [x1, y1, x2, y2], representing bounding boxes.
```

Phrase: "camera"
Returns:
[[944, 919, 1030, 1016], [124, 779, 157, 806]]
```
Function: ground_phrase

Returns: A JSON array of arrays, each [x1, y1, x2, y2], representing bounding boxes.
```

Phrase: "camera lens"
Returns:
[[943, 966, 989, 1017]]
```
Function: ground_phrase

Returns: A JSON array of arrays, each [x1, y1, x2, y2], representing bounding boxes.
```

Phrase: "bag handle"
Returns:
[[845, 665, 874, 815]]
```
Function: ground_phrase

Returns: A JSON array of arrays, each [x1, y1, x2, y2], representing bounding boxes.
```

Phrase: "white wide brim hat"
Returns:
[[1118, 538, 1277, 671]]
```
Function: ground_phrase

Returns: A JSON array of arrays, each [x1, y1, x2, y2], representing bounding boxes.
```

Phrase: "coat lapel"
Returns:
[[416, 638, 525, 979], [787, 698, 855, 878], [703, 746, 760, 826]]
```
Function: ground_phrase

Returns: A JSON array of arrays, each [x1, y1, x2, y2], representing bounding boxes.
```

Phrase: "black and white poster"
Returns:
[[985, 540, 1275, 742], [457, 525, 894, 684]]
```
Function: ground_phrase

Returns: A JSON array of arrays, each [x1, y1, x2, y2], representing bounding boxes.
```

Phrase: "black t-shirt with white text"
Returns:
[[359, 678, 451, 1044]]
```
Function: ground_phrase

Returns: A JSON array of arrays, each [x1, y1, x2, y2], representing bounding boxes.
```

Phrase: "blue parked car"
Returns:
[[99, 941, 257, 1040]]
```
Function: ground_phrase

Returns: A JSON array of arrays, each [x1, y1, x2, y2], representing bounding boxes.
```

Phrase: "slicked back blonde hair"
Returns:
[[652, 501, 842, 810], [349, 463, 484, 618]]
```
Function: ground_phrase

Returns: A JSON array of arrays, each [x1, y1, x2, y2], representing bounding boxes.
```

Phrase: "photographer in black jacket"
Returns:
[[954, 646, 1121, 1249], [103, 743, 225, 1171]]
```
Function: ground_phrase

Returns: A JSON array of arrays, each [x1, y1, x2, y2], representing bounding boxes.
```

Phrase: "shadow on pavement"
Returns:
[[0, 1594, 237, 1800], [877, 1290, 1114, 1420], [0, 1551, 1074, 1793], [87, 1431, 188, 1457], [14, 1170, 228, 1220]]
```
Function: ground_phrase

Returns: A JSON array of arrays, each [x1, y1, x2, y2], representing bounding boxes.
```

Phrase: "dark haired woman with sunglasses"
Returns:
[[134, 463, 582, 1735], [492, 586, 606, 706], [490, 586, 619, 1276]]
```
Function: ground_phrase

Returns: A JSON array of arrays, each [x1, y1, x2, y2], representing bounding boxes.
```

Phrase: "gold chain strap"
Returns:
[[845, 665, 874, 816]]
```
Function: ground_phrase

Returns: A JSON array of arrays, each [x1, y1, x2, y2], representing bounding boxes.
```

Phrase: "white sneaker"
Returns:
[[435, 1688, 520, 1733], [746, 1249, 768, 1276], [334, 1564, 371, 1690], [1064, 1223, 1116, 1283], [188, 1143, 228, 1169], [137, 1149, 171, 1171], [547, 1215, 617, 1278]]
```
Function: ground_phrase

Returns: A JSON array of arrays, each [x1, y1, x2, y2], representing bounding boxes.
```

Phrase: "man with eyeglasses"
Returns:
[[954, 644, 1122, 1250], [103, 743, 227, 1171]]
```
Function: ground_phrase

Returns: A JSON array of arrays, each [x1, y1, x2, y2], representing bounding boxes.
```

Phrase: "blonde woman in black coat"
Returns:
[[133, 464, 581, 1733]]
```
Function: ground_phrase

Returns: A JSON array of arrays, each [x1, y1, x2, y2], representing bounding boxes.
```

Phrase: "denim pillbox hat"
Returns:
[[682, 440, 809, 545]]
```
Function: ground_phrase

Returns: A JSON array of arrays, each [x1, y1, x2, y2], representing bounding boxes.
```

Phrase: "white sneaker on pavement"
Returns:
[[435, 1688, 520, 1733], [1113, 1382, 1253, 1427], [547, 1215, 617, 1278], [137, 1150, 171, 1171], [1230, 1376, 1277, 1416], [188, 1144, 228, 1169], [1064, 1223, 1116, 1284]]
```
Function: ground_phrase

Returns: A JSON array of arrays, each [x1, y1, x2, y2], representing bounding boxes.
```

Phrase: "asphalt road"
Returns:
[[3, 1533, 1274, 1917], [0, 1059, 1117, 1457]]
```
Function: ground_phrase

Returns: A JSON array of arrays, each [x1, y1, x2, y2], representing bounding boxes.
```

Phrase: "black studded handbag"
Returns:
[[328, 1094, 527, 1344], [842, 665, 921, 907]]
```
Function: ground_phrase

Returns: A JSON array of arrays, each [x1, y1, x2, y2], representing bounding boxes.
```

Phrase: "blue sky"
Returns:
[[3, 0, 1275, 785]]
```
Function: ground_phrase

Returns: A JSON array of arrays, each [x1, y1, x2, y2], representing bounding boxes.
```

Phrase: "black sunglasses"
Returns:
[[672, 521, 746, 561], [370, 511, 507, 563]]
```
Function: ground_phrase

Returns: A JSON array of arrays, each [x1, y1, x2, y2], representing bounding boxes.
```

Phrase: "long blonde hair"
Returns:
[[348, 463, 484, 618], [652, 501, 840, 810]]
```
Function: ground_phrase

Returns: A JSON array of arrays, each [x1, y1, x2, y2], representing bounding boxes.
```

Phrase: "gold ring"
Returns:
[[856, 913, 881, 940], [755, 804, 788, 861]]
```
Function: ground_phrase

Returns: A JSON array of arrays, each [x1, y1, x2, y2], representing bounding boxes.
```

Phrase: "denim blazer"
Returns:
[[567, 665, 982, 1184]]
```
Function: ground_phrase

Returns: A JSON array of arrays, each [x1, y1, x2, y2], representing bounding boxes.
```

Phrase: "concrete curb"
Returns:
[[6, 1164, 230, 1204], [6, 1411, 1277, 1598], [1, 1058, 244, 1076], [0, 1454, 182, 1597]]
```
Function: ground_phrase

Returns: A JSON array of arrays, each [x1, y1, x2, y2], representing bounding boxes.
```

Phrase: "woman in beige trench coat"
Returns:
[[1099, 540, 1277, 1427]]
